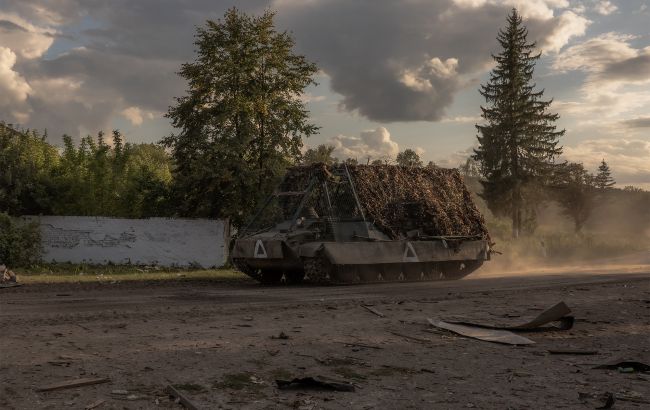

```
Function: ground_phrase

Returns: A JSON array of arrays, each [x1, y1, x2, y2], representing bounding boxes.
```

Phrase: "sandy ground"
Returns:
[[1, 270, 650, 409]]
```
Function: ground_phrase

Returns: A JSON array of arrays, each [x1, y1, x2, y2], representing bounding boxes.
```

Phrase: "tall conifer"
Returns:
[[473, 9, 564, 238]]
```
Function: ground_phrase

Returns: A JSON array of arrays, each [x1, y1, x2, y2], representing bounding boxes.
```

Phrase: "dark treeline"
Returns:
[[0, 123, 172, 218]]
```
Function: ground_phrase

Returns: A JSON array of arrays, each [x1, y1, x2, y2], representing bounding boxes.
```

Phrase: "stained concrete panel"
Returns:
[[35, 216, 228, 268]]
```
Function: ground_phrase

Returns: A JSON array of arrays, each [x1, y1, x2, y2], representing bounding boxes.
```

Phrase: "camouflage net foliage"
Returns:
[[284, 164, 489, 240]]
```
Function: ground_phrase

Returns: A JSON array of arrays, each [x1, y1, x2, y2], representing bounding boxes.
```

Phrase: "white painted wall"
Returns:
[[34, 216, 228, 268]]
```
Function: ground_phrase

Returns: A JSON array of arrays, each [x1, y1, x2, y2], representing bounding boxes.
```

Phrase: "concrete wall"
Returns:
[[35, 216, 228, 268]]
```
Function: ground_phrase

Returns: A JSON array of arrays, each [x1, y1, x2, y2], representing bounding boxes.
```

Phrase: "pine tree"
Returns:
[[594, 159, 615, 189], [473, 8, 564, 238]]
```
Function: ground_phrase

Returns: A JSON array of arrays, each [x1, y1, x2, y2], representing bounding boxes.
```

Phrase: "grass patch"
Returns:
[[213, 373, 258, 390], [332, 367, 367, 381], [268, 368, 293, 380], [13, 263, 246, 284]]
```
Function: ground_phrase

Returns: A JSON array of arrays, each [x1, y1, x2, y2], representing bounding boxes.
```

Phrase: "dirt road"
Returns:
[[1, 271, 649, 409]]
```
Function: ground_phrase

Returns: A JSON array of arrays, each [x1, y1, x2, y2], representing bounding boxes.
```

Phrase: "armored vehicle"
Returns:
[[231, 164, 490, 285]]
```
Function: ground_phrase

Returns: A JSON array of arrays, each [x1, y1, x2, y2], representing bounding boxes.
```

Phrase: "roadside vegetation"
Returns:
[[17, 264, 245, 284]]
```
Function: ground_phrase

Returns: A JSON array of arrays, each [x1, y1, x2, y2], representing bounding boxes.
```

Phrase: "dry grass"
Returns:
[[14, 263, 246, 284]]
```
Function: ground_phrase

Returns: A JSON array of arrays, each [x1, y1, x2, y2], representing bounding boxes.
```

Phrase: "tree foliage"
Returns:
[[396, 149, 423, 167], [163, 8, 318, 226], [594, 159, 615, 189], [473, 9, 564, 238], [0, 122, 59, 215], [0, 124, 172, 218], [303, 144, 336, 165], [552, 162, 596, 232]]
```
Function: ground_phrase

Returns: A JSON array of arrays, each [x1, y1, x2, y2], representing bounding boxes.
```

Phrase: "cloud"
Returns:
[[622, 117, 650, 128], [552, 33, 650, 123], [0, 47, 31, 120], [121, 106, 155, 126], [328, 127, 399, 161], [593, 1, 617, 16], [0, 0, 589, 137], [282, 0, 587, 122], [0, 12, 57, 59], [563, 138, 650, 188]]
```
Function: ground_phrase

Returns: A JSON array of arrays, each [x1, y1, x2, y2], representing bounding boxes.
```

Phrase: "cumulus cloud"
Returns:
[[0, 47, 31, 119], [282, 0, 587, 122], [121, 106, 155, 126], [0, 12, 56, 59], [552, 33, 650, 123], [0, 0, 589, 137], [563, 139, 650, 188], [593, 1, 617, 16], [328, 127, 400, 161]]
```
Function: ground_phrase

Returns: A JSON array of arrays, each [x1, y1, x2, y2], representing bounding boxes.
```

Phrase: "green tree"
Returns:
[[303, 144, 336, 165], [396, 149, 423, 167], [594, 159, 615, 189], [553, 162, 596, 232], [473, 8, 564, 238], [163, 8, 318, 226], [0, 123, 59, 215]]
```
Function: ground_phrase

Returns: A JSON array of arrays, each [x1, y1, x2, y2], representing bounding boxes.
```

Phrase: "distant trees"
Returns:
[[0, 124, 172, 218], [473, 9, 564, 238], [594, 159, 615, 189], [553, 163, 597, 232], [163, 8, 318, 226], [396, 149, 423, 167], [303, 144, 335, 165]]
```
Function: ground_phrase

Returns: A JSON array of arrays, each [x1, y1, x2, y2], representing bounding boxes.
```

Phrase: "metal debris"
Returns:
[[428, 319, 535, 345], [362, 305, 385, 318], [446, 302, 574, 331], [595, 359, 650, 372], [36, 377, 110, 392], [166, 385, 200, 410], [276, 377, 355, 392]]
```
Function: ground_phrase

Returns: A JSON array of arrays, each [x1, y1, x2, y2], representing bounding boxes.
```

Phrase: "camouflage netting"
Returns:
[[283, 164, 489, 240]]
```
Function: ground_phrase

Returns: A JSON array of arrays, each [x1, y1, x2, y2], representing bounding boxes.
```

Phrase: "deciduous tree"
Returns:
[[163, 8, 319, 226]]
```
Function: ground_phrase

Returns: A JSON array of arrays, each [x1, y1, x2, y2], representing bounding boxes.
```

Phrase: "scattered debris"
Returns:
[[596, 392, 616, 409], [362, 305, 385, 318], [335, 341, 383, 350], [271, 331, 290, 340], [276, 377, 355, 392], [446, 302, 574, 331], [428, 319, 535, 345], [84, 399, 106, 410], [0, 264, 20, 288], [595, 359, 650, 372], [548, 349, 599, 355], [36, 377, 110, 392], [166, 384, 200, 410]]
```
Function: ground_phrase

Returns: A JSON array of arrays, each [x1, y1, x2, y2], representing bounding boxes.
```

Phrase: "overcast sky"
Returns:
[[1, 0, 649, 188]]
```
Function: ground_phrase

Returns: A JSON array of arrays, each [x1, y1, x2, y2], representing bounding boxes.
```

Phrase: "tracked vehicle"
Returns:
[[231, 164, 491, 285]]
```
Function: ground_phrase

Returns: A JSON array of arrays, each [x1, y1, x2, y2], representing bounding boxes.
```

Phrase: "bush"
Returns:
[[0, 213, 41, 267]]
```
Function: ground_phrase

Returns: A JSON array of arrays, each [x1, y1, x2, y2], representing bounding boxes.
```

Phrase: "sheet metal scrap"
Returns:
[[276, 377, 355, 392], [595, 359, 650, 372], [428, 319, 535, 345], [428, 302, 574, 345], [447, 301, 574, 331]]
